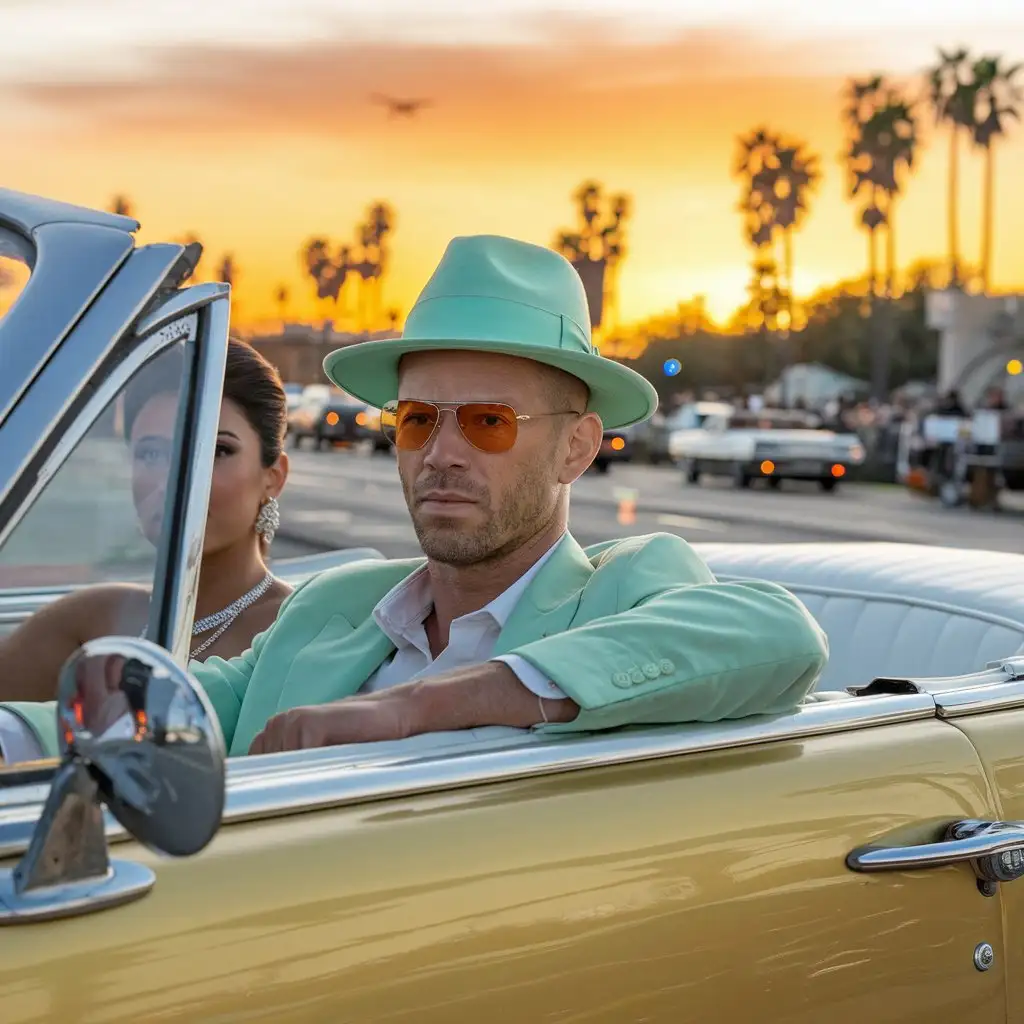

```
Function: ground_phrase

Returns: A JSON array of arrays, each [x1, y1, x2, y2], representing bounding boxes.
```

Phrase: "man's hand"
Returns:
[[248, 661, 578, 756], [249, 695, 413, 755]]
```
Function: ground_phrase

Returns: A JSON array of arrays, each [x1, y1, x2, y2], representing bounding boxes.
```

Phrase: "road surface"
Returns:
[[270, 447, 1024, 561]]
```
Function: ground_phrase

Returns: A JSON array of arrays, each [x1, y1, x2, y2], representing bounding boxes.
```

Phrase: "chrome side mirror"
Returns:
[[0, 637, 225, 924]]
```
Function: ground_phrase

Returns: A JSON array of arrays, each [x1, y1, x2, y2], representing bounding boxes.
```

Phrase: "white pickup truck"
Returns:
[[667, 403, 866, 492]]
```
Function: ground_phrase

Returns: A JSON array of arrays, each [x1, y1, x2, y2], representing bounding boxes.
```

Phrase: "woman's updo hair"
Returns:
[[124, 337, 287, 466]]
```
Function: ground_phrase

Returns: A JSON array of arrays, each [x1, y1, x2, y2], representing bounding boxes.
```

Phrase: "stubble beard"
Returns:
[[403, 466, 555, 567]]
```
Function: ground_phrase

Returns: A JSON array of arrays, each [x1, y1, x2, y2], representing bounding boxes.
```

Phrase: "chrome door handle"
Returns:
[[848, 819, 1024, 889]]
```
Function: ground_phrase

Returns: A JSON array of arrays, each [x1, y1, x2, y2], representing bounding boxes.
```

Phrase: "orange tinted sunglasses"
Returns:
[[381, 400, 581, 454]]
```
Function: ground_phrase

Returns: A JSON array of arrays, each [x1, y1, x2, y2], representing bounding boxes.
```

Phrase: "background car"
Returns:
[[593, 425, 633, 473], [287, 386, 380, 450], [669, 404, 865, 491]]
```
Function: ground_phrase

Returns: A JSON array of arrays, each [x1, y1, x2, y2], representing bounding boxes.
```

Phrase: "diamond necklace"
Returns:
[[189, 571, 276, 660], [140, 571, 276, 660]]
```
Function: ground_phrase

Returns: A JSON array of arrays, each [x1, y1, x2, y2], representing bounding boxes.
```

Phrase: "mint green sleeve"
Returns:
[[515, 534, 829, 732]]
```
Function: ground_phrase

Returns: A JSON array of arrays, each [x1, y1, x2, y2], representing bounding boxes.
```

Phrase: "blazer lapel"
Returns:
[[492, 534, 594, 656]]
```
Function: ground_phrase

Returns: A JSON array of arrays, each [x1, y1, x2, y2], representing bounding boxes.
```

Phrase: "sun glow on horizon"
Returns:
[[2, 3, 1024, 333]]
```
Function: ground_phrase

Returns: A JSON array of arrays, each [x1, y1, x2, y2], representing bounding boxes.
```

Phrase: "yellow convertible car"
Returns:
[[3, 188, 1024, 1022]]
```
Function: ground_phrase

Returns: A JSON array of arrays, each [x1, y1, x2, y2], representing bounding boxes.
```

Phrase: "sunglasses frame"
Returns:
[[380, 399, 582, 453]]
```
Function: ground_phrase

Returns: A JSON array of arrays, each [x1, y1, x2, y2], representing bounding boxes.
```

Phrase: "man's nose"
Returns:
[[422, 409, 471, 469]]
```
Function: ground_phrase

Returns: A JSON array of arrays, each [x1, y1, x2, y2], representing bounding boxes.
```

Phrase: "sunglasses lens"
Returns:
[[455, 403, 519, 453], [384, 400, 440, 450]]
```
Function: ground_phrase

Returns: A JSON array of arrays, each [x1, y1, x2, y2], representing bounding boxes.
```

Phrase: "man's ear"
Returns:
[[559, 412, 603, 485]]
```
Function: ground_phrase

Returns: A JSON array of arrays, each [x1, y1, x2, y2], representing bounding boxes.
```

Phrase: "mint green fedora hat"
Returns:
[[322, 234, 658, 429]]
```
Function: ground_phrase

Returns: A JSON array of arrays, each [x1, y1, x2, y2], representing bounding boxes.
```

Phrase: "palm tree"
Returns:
[[734, 127, 820, 331], [551, 182, 632, 338], [109, 195, 134, 217], [275, 285, 289, 324], [970, 55, 1023, 292], [853, 84, 918, 296], [216, 254, 237, 289], [927, 48, 976, 286], [302, 239, 352, 313]]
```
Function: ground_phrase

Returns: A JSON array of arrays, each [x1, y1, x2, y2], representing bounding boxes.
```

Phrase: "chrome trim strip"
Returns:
[[147, 299, 229, 665], [135, 282, 229, 338], [936, 679, 1024, 718], [0, 311, 196, 552], [0, 223, 134, 425], [0, 243, 184, 516], [0, 693, 935, 860]]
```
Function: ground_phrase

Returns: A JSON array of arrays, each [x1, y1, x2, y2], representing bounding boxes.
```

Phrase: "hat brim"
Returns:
[[322, 336, 658, 429]]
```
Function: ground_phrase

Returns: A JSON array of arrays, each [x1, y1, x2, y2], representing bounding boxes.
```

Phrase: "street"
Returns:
[[271, 446, 1024, 561]]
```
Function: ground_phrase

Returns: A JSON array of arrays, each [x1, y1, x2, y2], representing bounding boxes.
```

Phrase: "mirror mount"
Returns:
[[0, 636, 225, 925]]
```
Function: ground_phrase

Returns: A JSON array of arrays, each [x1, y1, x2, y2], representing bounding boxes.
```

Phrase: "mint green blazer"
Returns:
[[5, 533, 828, 758]]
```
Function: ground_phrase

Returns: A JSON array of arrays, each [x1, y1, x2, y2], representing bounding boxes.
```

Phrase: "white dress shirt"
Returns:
[[0, 537, 569, 764], [361, 535, 568, 700]]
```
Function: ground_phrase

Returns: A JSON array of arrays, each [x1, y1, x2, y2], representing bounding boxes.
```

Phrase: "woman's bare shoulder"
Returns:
[[34, 582, 149, 632]]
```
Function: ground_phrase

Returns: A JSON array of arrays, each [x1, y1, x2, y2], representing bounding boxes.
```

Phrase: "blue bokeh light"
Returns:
[[663, 358, 682, 377]]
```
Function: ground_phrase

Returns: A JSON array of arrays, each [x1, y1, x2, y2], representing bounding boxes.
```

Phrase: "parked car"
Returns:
[[592, 425, 634, 473], [287, 386, 379, 450], [7, 187, 1024, 1022], [669, 404, 866, 491]]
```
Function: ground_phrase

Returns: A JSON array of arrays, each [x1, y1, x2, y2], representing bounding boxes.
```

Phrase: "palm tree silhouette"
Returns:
[[216, 254, 236, 289], [552, 181, 631, 343], [301, 201, 396, 329], [927, 48, 976, 287], [275, 285, 289, 325], [734, 127, 819, 333], [109, 195, 134, 217], [969, 55, 1022, 292], [844, 76, 918, 298]]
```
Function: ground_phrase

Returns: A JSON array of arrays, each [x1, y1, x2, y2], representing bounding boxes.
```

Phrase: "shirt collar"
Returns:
[[372, 534, 567, 649]]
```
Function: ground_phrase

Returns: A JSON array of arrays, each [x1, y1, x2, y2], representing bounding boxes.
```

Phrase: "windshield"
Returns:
[[0, 336, 188, 601]]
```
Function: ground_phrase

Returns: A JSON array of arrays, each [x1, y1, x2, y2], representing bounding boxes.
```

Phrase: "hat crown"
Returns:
[[403, 235, 594, 354]]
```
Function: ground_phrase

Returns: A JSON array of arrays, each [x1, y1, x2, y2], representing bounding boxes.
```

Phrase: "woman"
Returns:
[[0, 338, 294, 702]]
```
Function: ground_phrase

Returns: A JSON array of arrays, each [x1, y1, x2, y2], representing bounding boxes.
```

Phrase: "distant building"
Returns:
[[247, 322, 400, 385], [765, 362, 870, 410], [925, 290, 1024, 407]]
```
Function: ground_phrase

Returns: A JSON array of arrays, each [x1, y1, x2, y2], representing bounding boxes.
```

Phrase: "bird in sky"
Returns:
[[370, 93, 432, 118]]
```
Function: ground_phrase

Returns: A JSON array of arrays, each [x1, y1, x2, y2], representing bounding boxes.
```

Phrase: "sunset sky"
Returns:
[[3, 0, 1024, 329]]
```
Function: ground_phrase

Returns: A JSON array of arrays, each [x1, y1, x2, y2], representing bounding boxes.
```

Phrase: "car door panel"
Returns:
[[1, 716, 1007, 1023], [946, 707, 1024, 1022]]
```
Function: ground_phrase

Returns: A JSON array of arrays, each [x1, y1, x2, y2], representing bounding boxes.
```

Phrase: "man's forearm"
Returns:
[[404, 662, 578, 733]]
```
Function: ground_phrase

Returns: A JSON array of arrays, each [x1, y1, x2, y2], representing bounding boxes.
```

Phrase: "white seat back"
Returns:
[[693, 542, 1024, 691]]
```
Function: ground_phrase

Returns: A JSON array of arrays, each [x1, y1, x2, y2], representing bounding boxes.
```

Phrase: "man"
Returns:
[[2, 235, 828, 760]]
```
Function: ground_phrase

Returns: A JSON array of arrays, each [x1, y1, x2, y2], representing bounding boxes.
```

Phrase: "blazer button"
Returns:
[[643, 663, 661, 679], [613, 672, 631, 688], [658, 658, 675, 674], [629, 667, 646, 685]]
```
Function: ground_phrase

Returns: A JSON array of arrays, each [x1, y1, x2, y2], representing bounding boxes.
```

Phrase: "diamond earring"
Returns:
[[254, 495, 280, 545]]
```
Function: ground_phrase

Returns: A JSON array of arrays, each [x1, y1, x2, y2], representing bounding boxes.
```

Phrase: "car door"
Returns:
[[936, 683, 1024, 1021], [0, 694, 1010, 1022]]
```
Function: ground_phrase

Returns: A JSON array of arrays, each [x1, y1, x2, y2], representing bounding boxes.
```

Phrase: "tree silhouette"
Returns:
[[301, 201, 396, 330], [969, 54, 1022, 292], [216, 254, 237, 288], [844, 76, 917, 298], [734, 127, 820, 331], [275, 285, 289, 324], [109, 195, 134, 217], [927, 47, 976, 287], [552, 180, 631, 343]]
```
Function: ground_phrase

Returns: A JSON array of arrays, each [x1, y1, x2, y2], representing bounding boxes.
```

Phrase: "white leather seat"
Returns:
[[693, 542, 1024, 692]]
